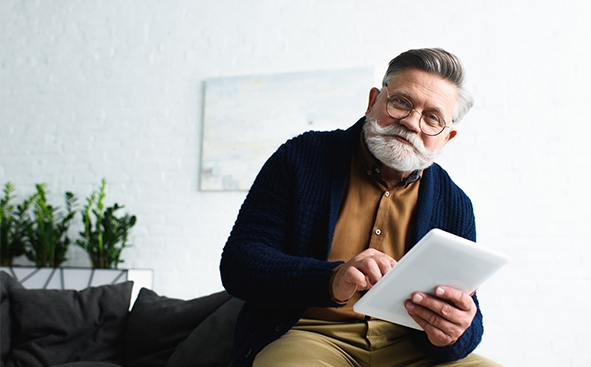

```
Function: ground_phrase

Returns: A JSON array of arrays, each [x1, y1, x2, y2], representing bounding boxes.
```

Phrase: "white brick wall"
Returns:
[[1, 0, 590, 365]]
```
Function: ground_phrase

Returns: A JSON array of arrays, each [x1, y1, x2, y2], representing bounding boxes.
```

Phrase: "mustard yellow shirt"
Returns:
[[304, 133, 421, 320]]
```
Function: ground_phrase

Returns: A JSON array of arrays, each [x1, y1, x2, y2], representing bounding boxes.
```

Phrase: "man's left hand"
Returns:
[[404, 286, 476, 347]]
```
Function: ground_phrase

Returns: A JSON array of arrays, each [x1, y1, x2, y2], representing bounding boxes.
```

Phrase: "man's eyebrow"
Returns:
[[388, 89, 413, 100]]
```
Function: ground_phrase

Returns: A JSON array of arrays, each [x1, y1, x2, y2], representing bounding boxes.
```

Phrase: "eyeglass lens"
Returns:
[[385, 94, 446, 136]]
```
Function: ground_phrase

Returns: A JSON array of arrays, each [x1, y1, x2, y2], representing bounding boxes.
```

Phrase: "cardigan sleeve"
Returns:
[[220, 132, 345, 310], [410, 164, 483, 360]]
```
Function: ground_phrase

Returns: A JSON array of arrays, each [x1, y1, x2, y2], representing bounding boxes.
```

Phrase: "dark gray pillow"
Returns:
[[164, 296, 243, 367], [52, 363, 123, 367], [1, 271, 24, 365], [6, 281, 133, 367], [125, 289, 242, 367]]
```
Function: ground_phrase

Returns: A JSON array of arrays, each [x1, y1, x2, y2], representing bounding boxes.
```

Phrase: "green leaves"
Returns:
[[25, 184, 77, 267], [1, 180, 136, 269], [1, 182, 31, 266], [1, 182, 77, 267], [76, 179, 136, 269]]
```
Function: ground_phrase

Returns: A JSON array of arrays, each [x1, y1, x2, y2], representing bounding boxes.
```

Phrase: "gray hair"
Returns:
[[382, 48, 474, 123]]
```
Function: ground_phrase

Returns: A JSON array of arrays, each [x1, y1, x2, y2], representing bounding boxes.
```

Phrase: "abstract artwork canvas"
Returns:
[[200, 67, 374, 191]]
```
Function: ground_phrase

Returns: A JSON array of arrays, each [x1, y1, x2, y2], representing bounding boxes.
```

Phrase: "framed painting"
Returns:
[[200, 67, 374, 191]]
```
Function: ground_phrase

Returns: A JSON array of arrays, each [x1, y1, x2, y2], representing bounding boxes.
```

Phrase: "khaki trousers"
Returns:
[[254, 319, 502, 367]]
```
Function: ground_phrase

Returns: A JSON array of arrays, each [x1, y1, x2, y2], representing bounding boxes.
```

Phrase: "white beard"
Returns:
[[362, 116, 441, 173]]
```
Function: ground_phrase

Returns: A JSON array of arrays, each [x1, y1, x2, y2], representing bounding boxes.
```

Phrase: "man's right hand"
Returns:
[[331, 248, 396, 303]]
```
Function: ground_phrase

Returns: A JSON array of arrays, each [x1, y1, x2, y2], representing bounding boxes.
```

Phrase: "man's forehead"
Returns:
[[386, 69, 457, 110], [387, 69, 454, 91]]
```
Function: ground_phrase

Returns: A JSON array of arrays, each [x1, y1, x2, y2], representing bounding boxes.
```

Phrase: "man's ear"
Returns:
[[365, 87, 381, 115], [443, 128, 458, 145]]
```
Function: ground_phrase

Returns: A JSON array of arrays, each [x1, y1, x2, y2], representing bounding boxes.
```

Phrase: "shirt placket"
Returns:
[[369, 189, 392, 253]]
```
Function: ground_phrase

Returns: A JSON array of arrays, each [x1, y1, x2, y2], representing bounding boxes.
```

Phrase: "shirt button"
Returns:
[[384, 191, 390, 197], [366, 170, 371, 176], [375, 229, 382, 235]]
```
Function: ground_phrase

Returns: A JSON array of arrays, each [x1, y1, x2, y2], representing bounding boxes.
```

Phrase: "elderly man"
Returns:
[[220, 48, 501, 367]]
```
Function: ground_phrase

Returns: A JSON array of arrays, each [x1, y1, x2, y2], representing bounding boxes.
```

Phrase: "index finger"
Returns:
[[354, 249, 396, 277], [434, 286, 474, 311], [373, 254, 396, 275]]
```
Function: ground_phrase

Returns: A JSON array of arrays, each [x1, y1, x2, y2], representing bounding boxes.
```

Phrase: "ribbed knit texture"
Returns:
[[220, 118, 482, 366]]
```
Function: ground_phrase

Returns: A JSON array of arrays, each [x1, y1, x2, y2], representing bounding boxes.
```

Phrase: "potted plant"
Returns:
[[0, 182, 33, 266], [76, 179, 137, 269], [24, 184, 77, 268], [2, 181, 150, 293]]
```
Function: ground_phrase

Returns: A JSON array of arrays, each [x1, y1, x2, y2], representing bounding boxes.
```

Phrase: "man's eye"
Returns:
[[392, 98, 411, 109], [425, 113, 443, 125]]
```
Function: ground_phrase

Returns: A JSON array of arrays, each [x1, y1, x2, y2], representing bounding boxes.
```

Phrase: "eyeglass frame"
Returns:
[[383, 85, 453, 137]]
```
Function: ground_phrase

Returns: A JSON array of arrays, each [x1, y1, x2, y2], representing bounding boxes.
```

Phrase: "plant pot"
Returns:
[[0, 266, 153, 306]]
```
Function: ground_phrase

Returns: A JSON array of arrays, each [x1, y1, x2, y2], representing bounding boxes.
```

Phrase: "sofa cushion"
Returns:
[[51, 363, 123, 367], [164, 296, 244, 367], [1, 271, 24, 366], [6, 281, 133, 367], [125, 288, 243, 367]]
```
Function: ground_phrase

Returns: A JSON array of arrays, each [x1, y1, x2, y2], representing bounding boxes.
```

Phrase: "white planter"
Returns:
[[0, 266, 153, 306]]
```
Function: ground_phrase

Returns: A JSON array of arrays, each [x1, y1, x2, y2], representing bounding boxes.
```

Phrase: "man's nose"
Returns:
[[398, 109, 422, 133]]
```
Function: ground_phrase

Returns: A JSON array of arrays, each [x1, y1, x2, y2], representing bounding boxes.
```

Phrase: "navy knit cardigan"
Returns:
[[220, 118, 483, 367]]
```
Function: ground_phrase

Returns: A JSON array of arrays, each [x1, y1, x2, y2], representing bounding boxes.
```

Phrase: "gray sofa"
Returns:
[[0, 271, 243, 367]]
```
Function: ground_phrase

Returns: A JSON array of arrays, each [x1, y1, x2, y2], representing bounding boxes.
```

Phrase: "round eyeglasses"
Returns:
[[384, 87, 452, 136]]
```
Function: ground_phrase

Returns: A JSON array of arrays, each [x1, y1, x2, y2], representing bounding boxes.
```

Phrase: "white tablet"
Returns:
[[353, 228, 508, 330]]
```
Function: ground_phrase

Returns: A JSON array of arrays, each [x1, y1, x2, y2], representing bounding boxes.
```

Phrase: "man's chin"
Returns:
[[388, 160, 434, 172], [380, 149, 437, 172], [383, 159, 432, 173]]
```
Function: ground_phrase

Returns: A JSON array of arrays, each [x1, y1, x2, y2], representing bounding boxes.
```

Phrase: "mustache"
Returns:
[[363, 115, 440, 172], [367, 119, 428, 154]]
